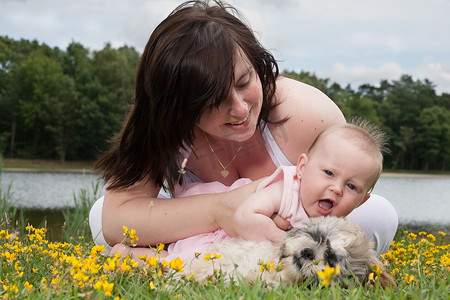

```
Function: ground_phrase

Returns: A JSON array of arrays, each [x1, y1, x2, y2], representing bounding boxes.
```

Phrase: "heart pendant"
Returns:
[[220, 169, 229, 178]]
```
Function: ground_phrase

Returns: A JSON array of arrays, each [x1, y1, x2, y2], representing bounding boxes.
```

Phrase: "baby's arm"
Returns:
[[233, 180, 287, 242]]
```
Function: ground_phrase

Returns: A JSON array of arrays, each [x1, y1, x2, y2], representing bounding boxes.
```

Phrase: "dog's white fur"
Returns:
[[182, 216, 395, 288]]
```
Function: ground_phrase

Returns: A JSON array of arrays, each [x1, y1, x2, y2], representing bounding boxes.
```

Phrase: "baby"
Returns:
[[112, 118, 388, 263]]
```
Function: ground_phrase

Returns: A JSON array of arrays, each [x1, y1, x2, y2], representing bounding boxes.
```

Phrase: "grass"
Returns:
[[1, 158, 449, 299]]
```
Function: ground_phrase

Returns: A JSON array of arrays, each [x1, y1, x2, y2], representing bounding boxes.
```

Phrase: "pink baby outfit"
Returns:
[[164, 166, 308, 262]]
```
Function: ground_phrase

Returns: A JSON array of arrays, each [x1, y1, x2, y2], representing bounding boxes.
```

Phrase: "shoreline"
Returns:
[[2, 167, 450, 178]]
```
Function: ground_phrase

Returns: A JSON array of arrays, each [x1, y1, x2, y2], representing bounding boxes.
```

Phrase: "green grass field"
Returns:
[[1, 183, 449, 299]]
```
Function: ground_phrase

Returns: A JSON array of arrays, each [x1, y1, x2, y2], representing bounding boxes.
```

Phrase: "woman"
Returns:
[[89, 0, 398, 255]]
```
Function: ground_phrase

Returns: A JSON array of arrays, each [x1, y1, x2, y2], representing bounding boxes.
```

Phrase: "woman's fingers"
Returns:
[[271, 213, 290, 231]]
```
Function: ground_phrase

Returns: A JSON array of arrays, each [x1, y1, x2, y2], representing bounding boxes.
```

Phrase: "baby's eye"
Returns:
[[324, 170, 333, 176], [347, 183, 356, 190]]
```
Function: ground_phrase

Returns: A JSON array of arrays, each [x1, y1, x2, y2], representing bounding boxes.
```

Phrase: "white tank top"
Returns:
[[158, 125, 293, 198]]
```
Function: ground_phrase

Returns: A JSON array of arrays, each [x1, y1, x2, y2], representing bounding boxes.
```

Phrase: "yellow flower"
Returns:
[[149, 281, 156, 289], [90, 245, 106, 256], [168, 257, 184, 272], [204, 253, 221, 261], [259, 260, 276, 273], [156, 243, 165, 253], [317, 265, 341, 286], [427, 234, 436, 242], [144, 255, 158, 267], [24, 281, 33, 292], [51, 276, 60, 285]]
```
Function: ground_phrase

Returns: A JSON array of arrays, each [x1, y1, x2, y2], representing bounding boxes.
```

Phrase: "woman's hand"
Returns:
[[271, 213, 291, 231], [213, 177, 267, 238], [213, 177, 290, 238]]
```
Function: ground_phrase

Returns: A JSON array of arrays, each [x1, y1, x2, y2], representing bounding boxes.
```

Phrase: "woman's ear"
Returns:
[[296, 153, 308, 179]]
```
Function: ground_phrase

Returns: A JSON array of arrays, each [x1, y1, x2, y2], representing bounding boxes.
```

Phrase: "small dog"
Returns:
[[182, 216, 395, 288]]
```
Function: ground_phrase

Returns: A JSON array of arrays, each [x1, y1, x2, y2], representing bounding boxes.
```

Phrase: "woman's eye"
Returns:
[[237, 76, 250, 87], [347, 183, 356, 190], [324, 170, 333, 176]]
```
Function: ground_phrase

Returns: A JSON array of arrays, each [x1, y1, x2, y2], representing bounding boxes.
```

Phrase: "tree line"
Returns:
[[0, 36, 449, 171]]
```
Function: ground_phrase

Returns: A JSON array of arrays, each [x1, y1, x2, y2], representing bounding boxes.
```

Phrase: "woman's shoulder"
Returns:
[[273, 75, 345, 123], [275, 76, 338, 109], [268, 76, 346, 161]]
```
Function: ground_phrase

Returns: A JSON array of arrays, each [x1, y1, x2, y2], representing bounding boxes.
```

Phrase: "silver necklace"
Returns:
[[202, 131, 244, 178]]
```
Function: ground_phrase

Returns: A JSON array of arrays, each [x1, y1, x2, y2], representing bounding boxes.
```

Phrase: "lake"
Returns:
[[1, 171, 450, 227]]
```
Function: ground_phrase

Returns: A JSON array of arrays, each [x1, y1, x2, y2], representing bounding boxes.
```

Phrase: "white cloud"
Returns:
[[347, 33, 404, 54], [321, 62, 405, 88], [1, 0, 449, 94]]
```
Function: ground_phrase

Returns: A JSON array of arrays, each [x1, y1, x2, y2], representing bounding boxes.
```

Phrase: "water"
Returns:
[[1, 171, 105, 209], [1, 171, 450, 226], [372, 175, 450, 226]]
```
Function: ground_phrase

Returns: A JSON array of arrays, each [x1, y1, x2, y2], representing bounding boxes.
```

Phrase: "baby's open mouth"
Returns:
[[318, 200, 334, 210]]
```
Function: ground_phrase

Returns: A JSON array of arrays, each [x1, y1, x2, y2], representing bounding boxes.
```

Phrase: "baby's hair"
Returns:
[[309, 117, 389, 191], [344, 117, 390, 157], [309, 117, 389, 159]]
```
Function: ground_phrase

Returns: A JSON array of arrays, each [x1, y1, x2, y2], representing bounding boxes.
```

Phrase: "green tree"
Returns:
[[416, 106, 450, 170], [15, 48, 77, 160], [0, 36, 40, 155], [377, 75, 438, 170]]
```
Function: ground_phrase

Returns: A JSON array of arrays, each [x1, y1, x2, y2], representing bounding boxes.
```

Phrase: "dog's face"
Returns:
[[278, 216, 386, 287]]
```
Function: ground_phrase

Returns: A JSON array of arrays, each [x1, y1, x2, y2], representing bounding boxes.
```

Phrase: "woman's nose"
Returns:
[[227, 90, 248, 116]]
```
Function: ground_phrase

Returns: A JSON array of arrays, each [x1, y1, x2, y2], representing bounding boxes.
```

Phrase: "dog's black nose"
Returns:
[[300, 248, 315, 260]]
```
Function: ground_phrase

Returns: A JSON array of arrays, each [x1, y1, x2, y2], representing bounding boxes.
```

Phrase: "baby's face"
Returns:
[[297, 134, 380, 218]]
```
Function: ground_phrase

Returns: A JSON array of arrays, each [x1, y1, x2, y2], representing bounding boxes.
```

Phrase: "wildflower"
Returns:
[[90, 245, 106, 256], [403, 274, 416, 285], [149, 281, 156, 289], [142, 255, 158, 267], [24, 281, 33, 292], [156, 243, 165, 253], [259, 260, 275, 273], [51, 276, 60, 285], [427, 234, 436, 242], [317, 265, 341, 286], [407, 232, 417, 240], [438, 231, 446, 237], [122, 226, 139, 245], [94, 280, 114, 297], [3, 283, 19, 294], [168, 257, 184, 272], [204, 253, 221, 261]]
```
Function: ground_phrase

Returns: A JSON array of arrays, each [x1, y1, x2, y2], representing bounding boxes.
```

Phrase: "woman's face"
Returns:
[[197, 50, 263, 143]]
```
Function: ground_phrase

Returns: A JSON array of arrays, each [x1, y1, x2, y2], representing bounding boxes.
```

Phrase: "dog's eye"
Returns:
[[300, 248, 315, 260], [325, 240, 338, 268]]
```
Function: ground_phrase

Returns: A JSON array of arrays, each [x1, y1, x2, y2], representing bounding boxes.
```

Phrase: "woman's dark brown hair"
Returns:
[[95, 0, 280, 194]]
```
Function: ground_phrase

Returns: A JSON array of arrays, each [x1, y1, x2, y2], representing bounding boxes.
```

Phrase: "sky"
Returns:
[[1, 0, 450, 94]]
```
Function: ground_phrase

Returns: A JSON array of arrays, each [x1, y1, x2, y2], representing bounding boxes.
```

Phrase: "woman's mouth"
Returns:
[[229, 112, 249, 126]]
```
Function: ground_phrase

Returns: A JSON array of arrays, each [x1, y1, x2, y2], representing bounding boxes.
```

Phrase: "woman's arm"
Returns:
[[101, 176, 264, 246]]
